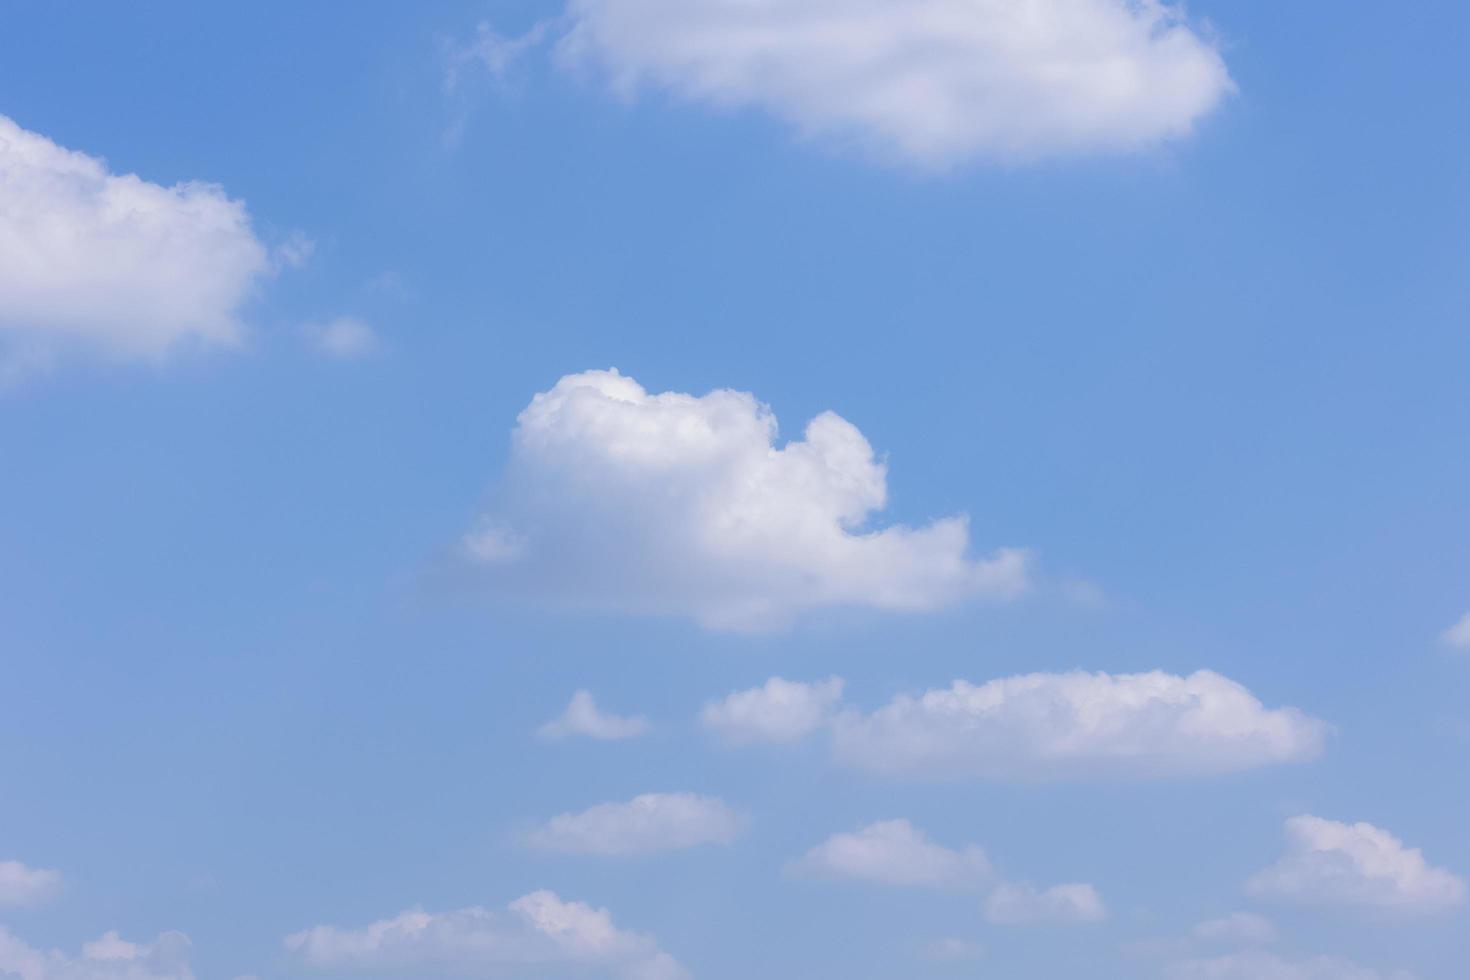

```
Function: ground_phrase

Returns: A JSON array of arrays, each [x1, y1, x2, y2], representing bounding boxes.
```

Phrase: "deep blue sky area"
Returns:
[[0, 3, 1467, 979]]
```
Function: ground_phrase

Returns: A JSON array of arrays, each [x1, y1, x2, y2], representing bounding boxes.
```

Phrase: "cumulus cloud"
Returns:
[[305, 316, 379, 359], [556, 0, 1233, 165], [789, 819, 992, 888], [701, 677, 844, 744], [1247, 815, 1466, 915], [0, 928, 194, 980], [1163, 950, 1416, 980], [0, 860, 61, 907], [1191, 912, 1276, 946], [830, 669, 1328, 780], [528, 792, 746, 856], [462, 369, 1028, 631], [1441, 612, 1470, 650], [983, 881, 1106, 925], [538, 690, 652, 740], [792, 819, 1101, 926], [285, 890, 687, 980], [0, 114, 273, 373]]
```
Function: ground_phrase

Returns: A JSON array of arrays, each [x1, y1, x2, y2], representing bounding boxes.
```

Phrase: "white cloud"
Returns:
[[1163, 950, 1416, 980], [0, 114, 272, 372], [0, 860, 61, 907], [285, 890, 687, 980], [830, 669, 1328, 780], [1441, 612, 1470, 650], [789, 819, 992, 889], [701, 677, 844, 744], [305, 316, 379, 359], [462, 369, 1028, 631], [538, 690, 652, 740], [0, 928, 194, 980], [1191, 912, 1276, 946], [528, 792, 746, 856], [983, 881, 1106, 925], [1247, 815, 1466, 915], [792, 818, 1101, 930], [557, 0, 1233, 165]]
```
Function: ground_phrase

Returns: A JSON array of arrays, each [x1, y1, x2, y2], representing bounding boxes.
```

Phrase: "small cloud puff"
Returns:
[[983, 881, 1107, 925], [788, 819, 992, 889], [1248, 815, 1465, 915], [701, 676, 844, 744], [0, 927, 193, 980], [793, 818, 1102, 929], [539, 690, 652, 740], [285, 890, 687, 980], [0, 859, 61, 907], [528, 792, 746, 856]]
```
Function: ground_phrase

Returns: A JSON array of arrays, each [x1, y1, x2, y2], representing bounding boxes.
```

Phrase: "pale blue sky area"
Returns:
[[1, 3, 1467, 980]]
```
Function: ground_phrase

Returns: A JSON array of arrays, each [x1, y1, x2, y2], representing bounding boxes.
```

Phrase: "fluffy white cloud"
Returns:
[[791, 818, 1101, 928], [1441, 612, 1470, 649], [0, 860, 61, 907], [1191, 912, 1276, 946], [528, 792, 746, 856], [538, 690, 652, 740], [701, 677, 844, 744], [1247, 815, 1466, 915], [0, 928, 193, 980], [0, 114, 272, 371], [463, 369, 1028, 631], [305, 316, 379, 359], [557, 0, 1233, 165], [830, 669, 1328, 780], [285, 890, 686, 980], [983, 881, 1106, 925], [1163, 950, 1416, 980], [788, 819, 992, 888]]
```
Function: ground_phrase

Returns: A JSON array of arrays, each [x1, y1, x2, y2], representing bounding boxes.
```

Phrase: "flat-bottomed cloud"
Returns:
[[463, 369, 1028, 631], [528, 792, 747, 856], [0, 860, 61, 907], [539, 690, 652, 740], [557, 0, 1234, 165], [0, 114, 271, 372], [0, 927, 194, 980], [701, 677, 844, 744], [983, 881, 1106, 924], [788, 819, 992, 888], [285, 890, 687, 980], [1247, 815, 1466, 915], [830, 669, 1328, 780]]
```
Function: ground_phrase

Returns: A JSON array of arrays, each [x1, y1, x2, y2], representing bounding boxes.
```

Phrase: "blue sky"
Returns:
[[1, 2, 1468, 979]]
